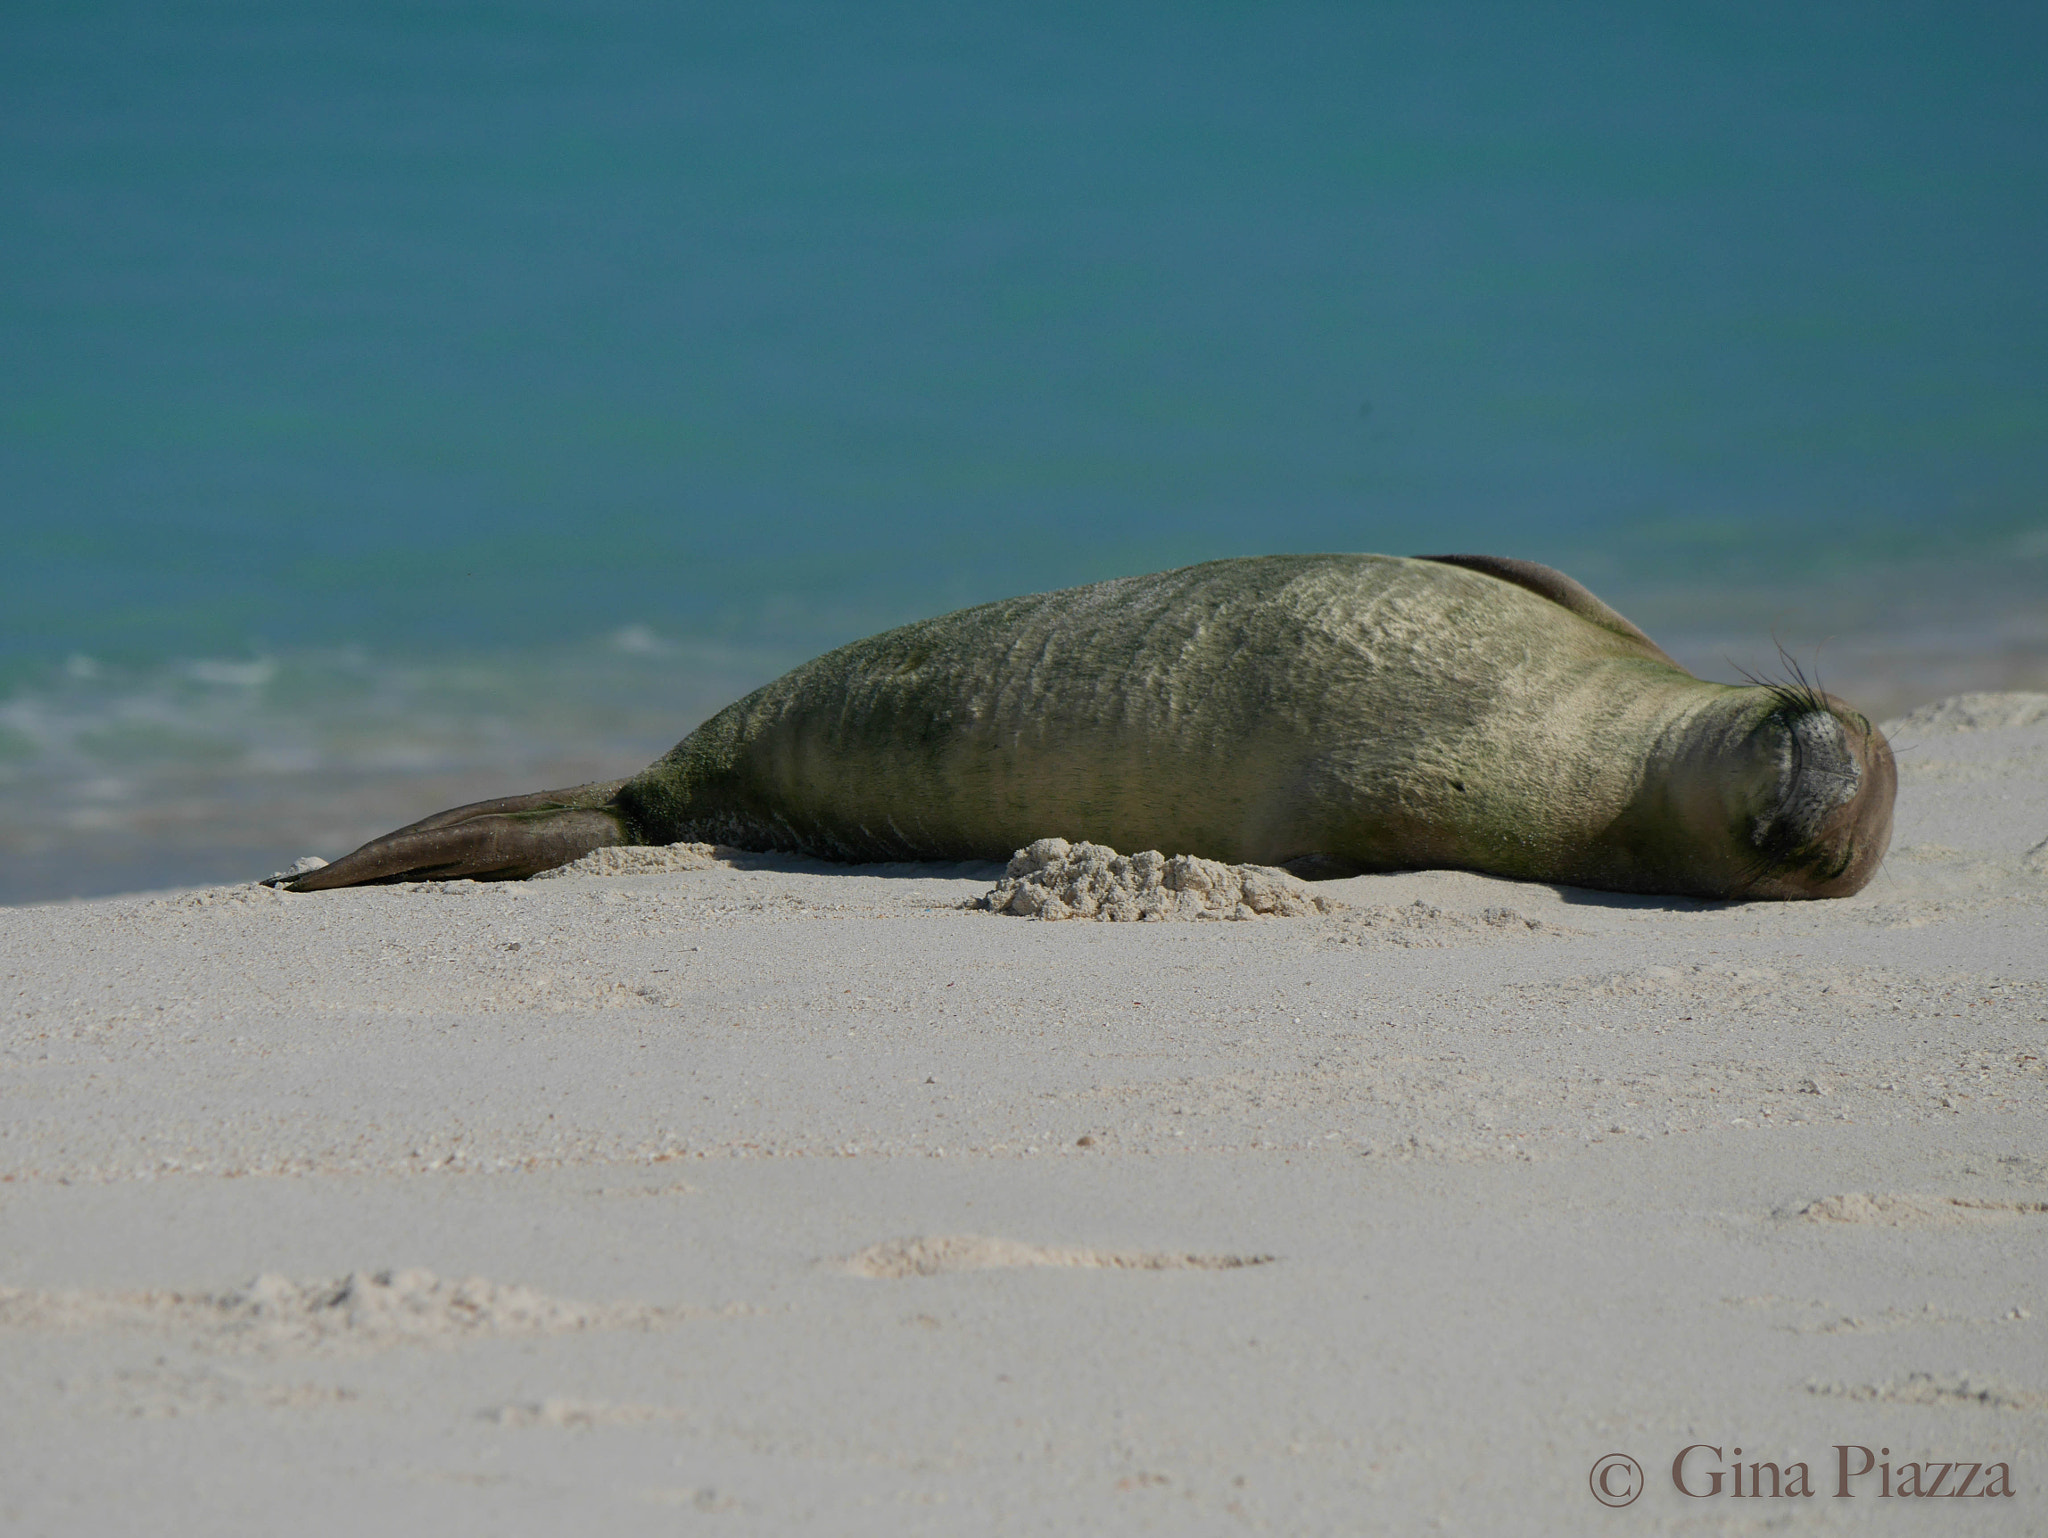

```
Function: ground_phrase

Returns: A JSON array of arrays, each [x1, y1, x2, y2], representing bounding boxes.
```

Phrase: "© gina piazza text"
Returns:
[[1671, 1445, 2014, 1498]]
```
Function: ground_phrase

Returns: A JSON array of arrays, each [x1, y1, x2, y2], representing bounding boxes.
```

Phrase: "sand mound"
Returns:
[[532, 842, 733, 879], [842, 1236, 1276, 1277], [975, 838, 1335, 921], [0, 1267, 685, 1351], [1882, 691, 2048, 735]]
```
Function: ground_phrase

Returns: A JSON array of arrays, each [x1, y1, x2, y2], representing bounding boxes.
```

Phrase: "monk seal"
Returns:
[[277, 554, 1895, 899]]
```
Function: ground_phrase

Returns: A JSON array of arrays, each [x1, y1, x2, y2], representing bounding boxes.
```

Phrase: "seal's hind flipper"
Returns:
[[1417, 554, 1681, 668], [274, 780, 633, 890]]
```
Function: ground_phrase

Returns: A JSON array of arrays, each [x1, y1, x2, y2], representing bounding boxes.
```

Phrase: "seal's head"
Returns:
[[1655, 681, 1895, 900]]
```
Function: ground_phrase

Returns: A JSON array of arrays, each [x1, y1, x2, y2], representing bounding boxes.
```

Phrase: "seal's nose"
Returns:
[[1770, 710, 1861, 848]]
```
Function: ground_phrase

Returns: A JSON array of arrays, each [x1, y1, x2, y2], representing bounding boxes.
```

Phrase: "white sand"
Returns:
[[1, 697, 2044, 1533]]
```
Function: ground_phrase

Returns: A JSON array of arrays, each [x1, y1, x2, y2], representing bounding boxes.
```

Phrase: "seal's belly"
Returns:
[[721, 691, 1313, 863]]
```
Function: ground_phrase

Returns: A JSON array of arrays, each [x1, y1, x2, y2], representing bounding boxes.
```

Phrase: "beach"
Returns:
[[7, 2, 2045, 1526], [1, 694, 2042, 1532]]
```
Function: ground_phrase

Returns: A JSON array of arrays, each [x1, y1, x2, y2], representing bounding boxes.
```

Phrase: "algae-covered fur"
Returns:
[[283, 554, 1895, 900]]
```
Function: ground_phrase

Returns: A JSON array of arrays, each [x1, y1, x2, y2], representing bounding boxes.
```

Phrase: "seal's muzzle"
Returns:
[[1741, 701, 1895, 898]]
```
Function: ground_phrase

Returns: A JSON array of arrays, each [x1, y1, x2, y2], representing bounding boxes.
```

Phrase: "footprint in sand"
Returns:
[[840, 1236, 1275, 1277], [1796, 1194, 2048, 1227], [1807, 1373, 2047, 1412], [0, 1268, 701, 1353]]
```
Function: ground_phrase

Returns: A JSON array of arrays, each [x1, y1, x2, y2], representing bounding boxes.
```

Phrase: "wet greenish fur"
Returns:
[[610, 555, 1885, 897], [287, 553, 1893, 898]]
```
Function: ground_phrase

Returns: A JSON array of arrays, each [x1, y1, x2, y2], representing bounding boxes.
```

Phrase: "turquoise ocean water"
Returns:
[[4, 2, 2045, 900]]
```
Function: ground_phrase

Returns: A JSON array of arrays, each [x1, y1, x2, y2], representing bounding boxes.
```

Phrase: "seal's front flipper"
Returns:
[[274, 779, 633, 890]]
